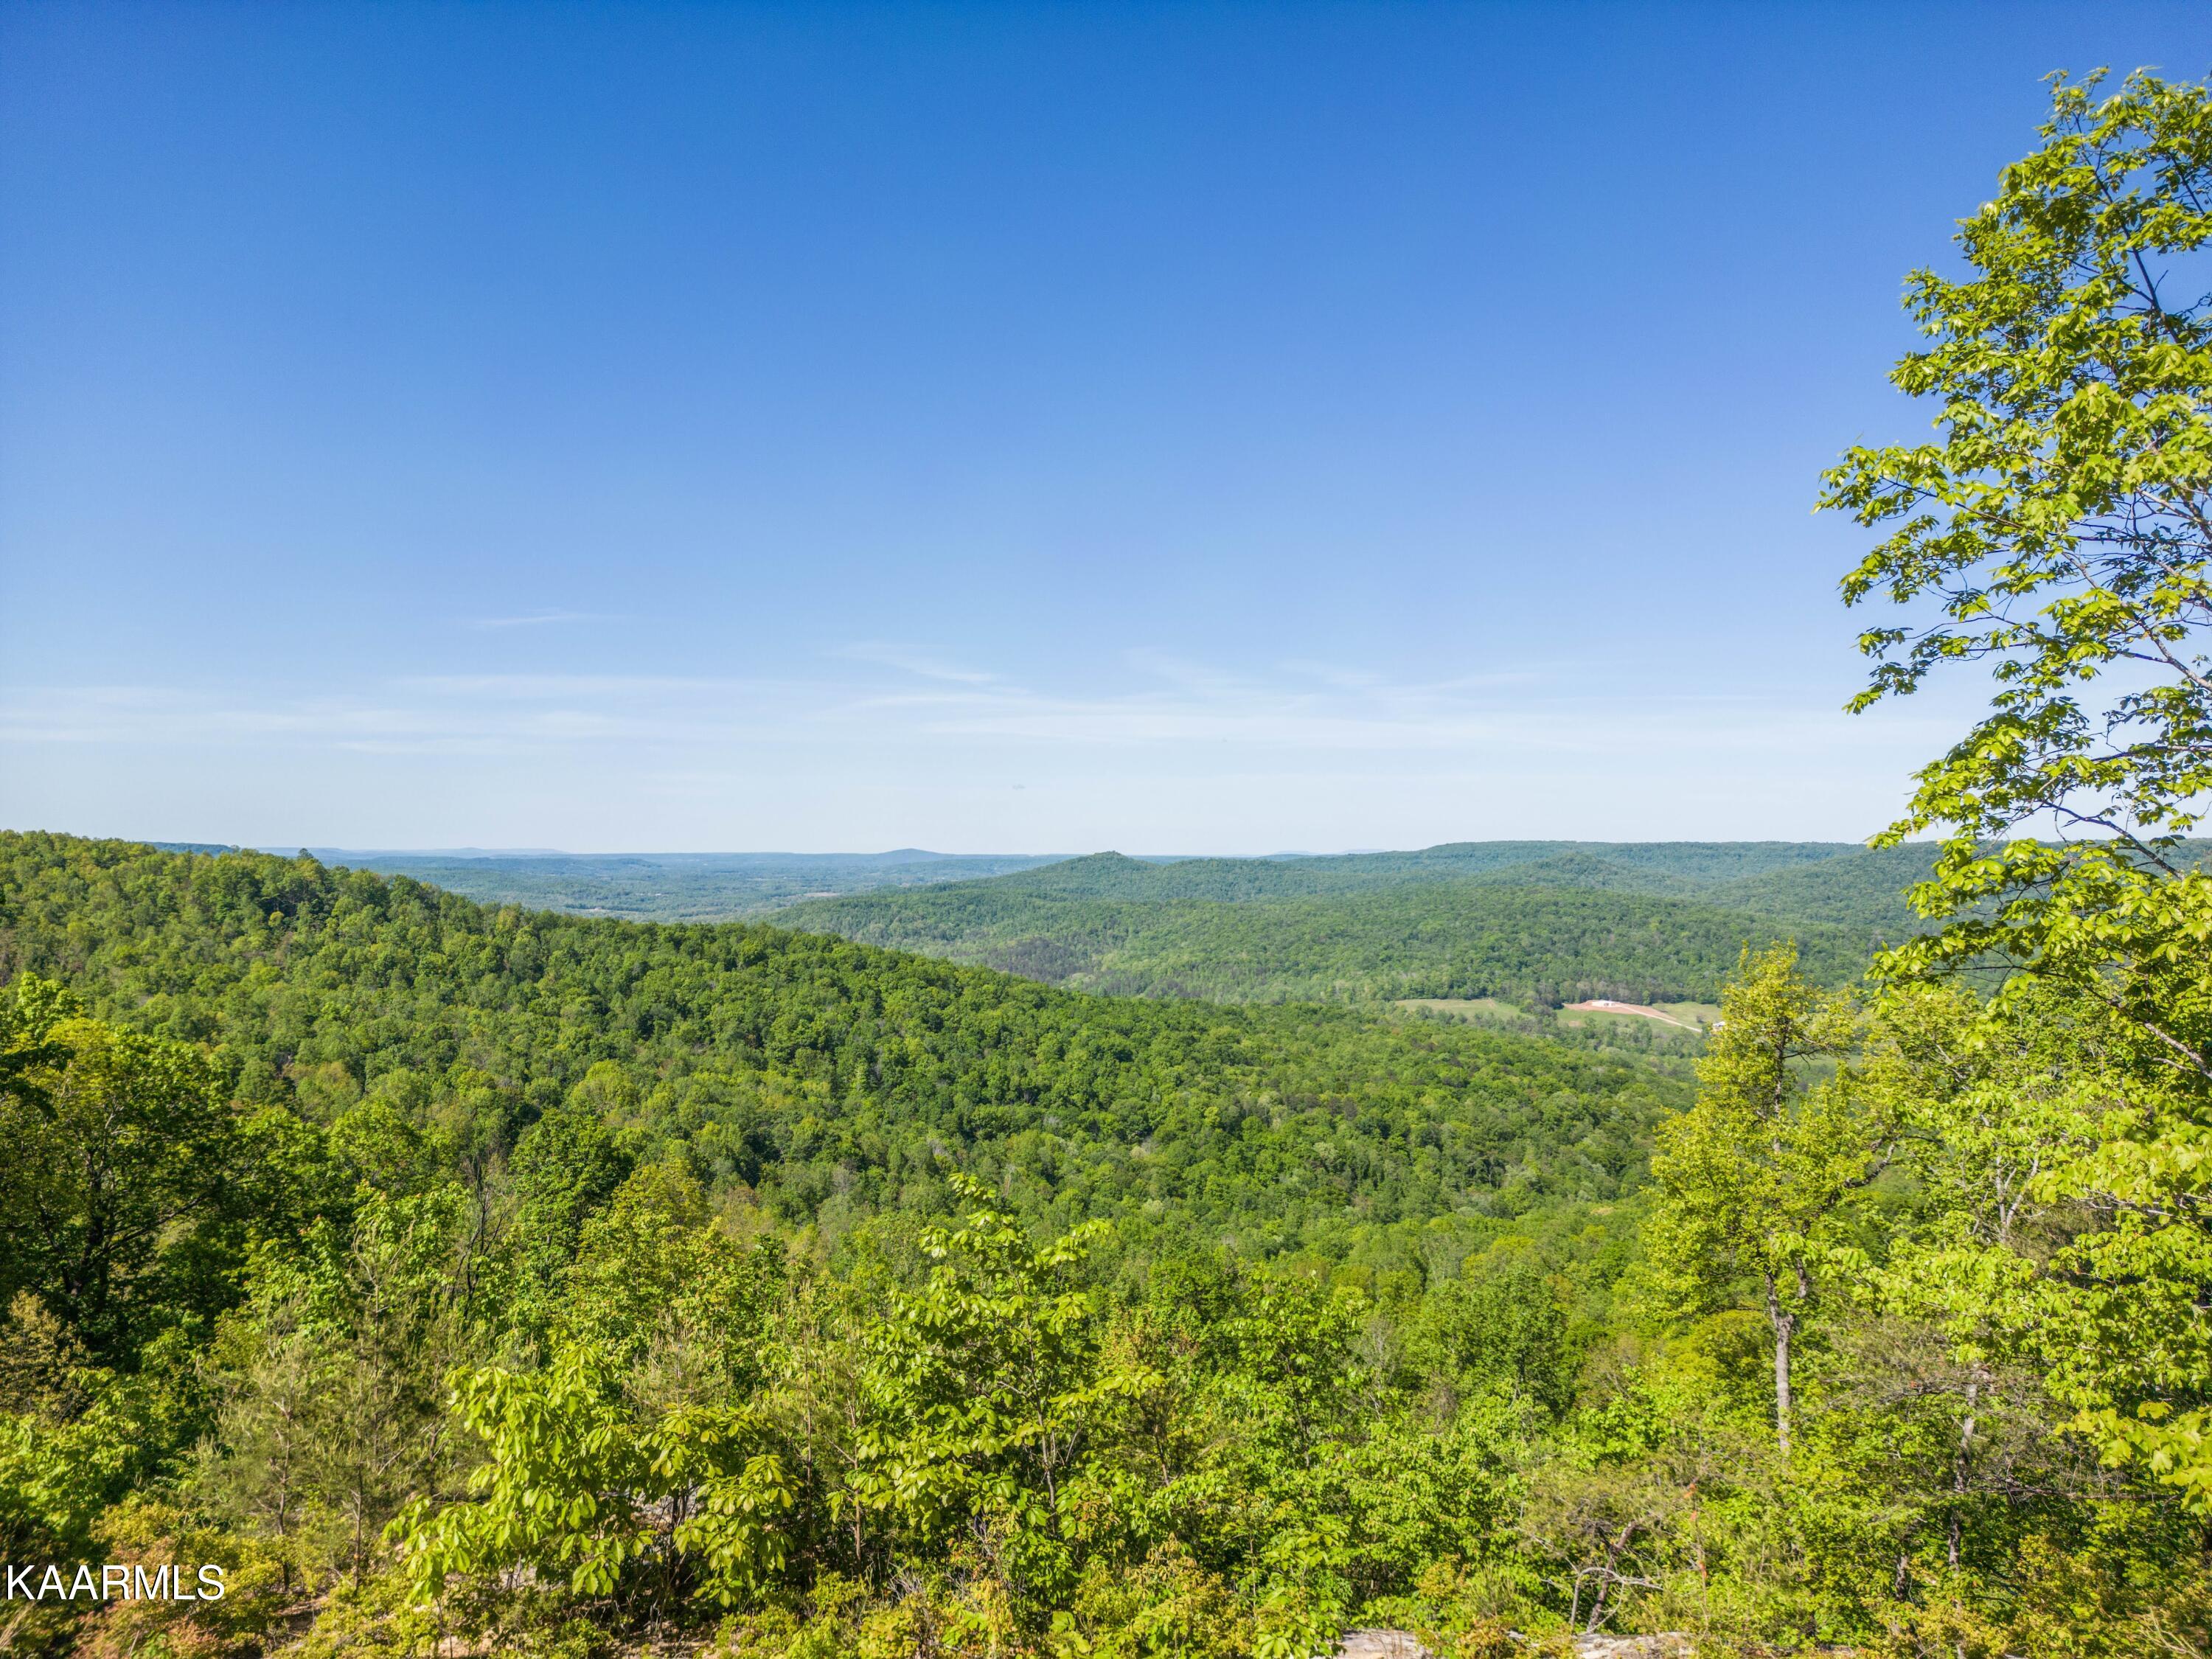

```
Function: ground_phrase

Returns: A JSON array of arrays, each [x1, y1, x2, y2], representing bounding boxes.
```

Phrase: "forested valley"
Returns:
[[8, 815, 2197, 1659], [337, 841, 1952, 1010], [8, 69, 2212, 1659], [763, 847, 1930, 1010]]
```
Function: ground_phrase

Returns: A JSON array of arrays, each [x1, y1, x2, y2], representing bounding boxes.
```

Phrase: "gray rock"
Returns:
[[1335, 1632, 1432, 1659], [1331, 1632, 1701, 1658]]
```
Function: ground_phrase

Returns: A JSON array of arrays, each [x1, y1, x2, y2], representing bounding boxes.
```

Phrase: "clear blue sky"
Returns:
[[3, 2, 2205, 853]]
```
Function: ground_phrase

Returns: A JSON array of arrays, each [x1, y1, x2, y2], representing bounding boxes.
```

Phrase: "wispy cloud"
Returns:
[[0, 652, 1955, 768], [837, 643, 998, 685], [0, 650, 1959, 846], [401, 673, 752, 699], [465, 611, 599, 630]]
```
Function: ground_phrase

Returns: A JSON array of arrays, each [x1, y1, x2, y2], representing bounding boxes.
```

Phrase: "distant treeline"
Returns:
[[310, 848, 1069, 921], [772, 844, 1951, 1006]]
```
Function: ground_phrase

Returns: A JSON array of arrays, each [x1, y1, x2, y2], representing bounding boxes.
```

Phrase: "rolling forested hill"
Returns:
[[0, 832, 1682, 1260], [771, 841, 1945, 1006], [134, 839, 1942, 1012], [3, 831, 2200, 1655], [769, 878, 1877, 1006], [0, 829, 1703, 1655], [871, 841, 1875, 903], [306, 840, 1931, 927]]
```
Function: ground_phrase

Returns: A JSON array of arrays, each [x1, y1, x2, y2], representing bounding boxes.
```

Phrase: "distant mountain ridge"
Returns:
[[977, 841, 1877, 905], [126, 838, 1956, 939], [110, 835, 2172, 1012], [767, 840, 1952, 1009]]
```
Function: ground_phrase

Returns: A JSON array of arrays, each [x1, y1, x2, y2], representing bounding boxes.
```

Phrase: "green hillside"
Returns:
[[0, 833, 1677, 1259], [323, 841, 1911, 925], [776, 877, 1878, 1006], [768, 839, 1945, 1008], [3, 829, 2196, 1657], [1700, 844, 1944, 932], [959, 840, 1871, 903], [285, 842, 1946, 1009], [0, 834, 1699, 1652]]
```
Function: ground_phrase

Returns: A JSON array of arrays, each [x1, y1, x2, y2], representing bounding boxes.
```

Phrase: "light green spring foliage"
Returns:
[[1647, 946, 1878, 1454], [0, 984, 242, 1362], [1857, 975, 2212, 1515], [1822, 69, 2212, 981], [4, 931, 2205, 1659], [1821, 67, 2212, 1520], [396, 1164, 796, 1606], [846, 1177, 1147, 1573], [387, 1169, 1539, 1658], [398, 1347, 795, 1605]]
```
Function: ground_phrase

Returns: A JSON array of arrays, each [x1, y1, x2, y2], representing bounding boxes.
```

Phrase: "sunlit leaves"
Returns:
[[1820, 72, 2212, 981]]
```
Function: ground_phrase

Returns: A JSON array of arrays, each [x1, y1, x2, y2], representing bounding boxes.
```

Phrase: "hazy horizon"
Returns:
[[80, 835, 1901, 863]]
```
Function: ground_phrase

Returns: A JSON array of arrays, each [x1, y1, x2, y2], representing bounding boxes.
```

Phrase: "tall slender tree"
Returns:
[[1648, 947, 1881, 1453]]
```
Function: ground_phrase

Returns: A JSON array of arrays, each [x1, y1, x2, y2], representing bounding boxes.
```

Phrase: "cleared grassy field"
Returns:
[[1396, 996, 1527, 1022], [1399, 997, 1717, 1055]]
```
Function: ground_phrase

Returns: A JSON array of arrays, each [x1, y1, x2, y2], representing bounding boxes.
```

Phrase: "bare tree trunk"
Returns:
[[1763, 1273, 1795, 1455], [1948, 1378, 1979, 1571], [1582, 1523, 1642, 1634]]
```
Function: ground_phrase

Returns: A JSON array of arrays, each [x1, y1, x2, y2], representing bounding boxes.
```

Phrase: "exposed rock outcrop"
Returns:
[[1333, 1632, 1700, 1658], [1335, 1632, 1433, 1659]]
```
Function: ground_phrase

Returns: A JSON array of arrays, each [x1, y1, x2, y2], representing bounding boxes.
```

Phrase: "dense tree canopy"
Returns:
[[0, 831, 1679, 1267], [771, 874, 1894, 1009]]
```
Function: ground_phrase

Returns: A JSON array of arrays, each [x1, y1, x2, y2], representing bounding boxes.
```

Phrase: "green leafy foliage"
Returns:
[[1821, 69, 2212, 972], [1648, 947, 1883, 1453], [1819, 67, 2212, 1528], [0, 983, 248, 1363], [4, 799, 2212, 1655]]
